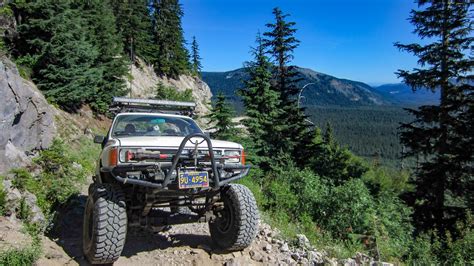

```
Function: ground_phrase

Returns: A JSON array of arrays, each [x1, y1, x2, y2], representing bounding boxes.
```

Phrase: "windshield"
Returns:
[[111, 114, 203, 137]]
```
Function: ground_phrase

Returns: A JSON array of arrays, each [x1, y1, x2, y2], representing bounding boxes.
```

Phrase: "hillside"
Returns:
[[374, 83, 440, 105], [202, 67, 391, 112]]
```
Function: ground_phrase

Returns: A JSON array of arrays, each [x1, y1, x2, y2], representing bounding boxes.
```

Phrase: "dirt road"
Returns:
[[35, 186, 320, 266]]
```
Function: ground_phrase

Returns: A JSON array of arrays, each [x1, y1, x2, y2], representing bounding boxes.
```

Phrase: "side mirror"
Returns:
[[94, 135, 105, 144]]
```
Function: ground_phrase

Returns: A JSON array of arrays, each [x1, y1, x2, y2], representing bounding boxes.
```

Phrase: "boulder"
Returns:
[[0, 57, 56, 174]]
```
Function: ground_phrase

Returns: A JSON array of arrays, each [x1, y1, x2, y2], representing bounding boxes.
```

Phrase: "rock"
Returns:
[[280, 242, 290, 252], [301, 257, 309, 265], [371, 262, 394, 266], [324, 257, 338, 266], [341, 258, 357, 266], [126, 58, 212, 120], [23, 191, 46, 224], [297, 234, 311, 249], [308, 250, 324, 264], [263, 243, 272, 252], [291, 252, 300, 261], [249, 250, 263, 262], [72, 162, 83, 170], [355, 252, 373, 264], [0, 57, 57, 174], [1, 179, 21, 215]]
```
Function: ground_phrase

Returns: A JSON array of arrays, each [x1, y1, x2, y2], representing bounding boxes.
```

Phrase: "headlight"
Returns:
[[119, 148, 139, 163], [224, 150, 241, 164]]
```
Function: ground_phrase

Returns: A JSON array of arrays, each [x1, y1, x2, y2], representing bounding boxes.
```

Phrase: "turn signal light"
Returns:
[[109, 148, 118, 166], [241, 149, 246, 165]]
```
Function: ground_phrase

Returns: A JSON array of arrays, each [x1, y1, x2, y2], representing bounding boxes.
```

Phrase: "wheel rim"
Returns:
[[215, 197, 234, 233]]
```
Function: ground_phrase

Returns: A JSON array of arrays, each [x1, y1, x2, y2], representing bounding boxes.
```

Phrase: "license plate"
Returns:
[[178, 171, 209, 189]]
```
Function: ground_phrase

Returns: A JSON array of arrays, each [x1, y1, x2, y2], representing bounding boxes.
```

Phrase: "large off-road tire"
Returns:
[[209, 184, 259, 251], [83, 183, 127, 264]]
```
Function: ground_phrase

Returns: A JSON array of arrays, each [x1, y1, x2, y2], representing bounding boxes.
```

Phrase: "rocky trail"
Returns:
[[33, 183, 343, 266]]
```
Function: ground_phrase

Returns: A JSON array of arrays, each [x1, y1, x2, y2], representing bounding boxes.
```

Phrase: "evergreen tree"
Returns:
[[111, 0, 155, 63], [308, 123, 367, 185], [240, 33, 281, 169], [395, 0, 473, 236], [10, 0, 102, 111], [151, 0, 190, 77], [263, 7, 311, 163], [81, 0, 128, 113], [206, 92, 236, 140], [190, 36, 202, 76]]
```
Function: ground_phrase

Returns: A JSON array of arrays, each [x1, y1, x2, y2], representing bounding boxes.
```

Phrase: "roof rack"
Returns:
[[110, 97, 196, 117]]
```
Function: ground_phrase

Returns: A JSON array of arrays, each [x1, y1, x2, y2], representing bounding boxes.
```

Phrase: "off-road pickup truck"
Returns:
[[83, 97, 259, 264]]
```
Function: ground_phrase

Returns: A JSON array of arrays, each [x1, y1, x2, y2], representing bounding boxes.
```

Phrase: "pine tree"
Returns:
[[190, 36, 202, 76], [308, 123, 367, 185], [395, 0, 473, 235], [151, 0, 191, 77], [111, 0, 155, 63], [81, 0, 128, 113], [240, 33, 281, 169], [263, 7, 311, 164], [206, 92, 236, 140], [10, 0, 102, 111]]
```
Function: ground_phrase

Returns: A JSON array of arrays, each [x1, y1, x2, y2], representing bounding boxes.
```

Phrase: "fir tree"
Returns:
[[263, 7, 311, 164], [190, 36, 202, 76], [111, 0, 155, 63], [206, 92, 236, 140], [10, 0, 102, 111], [308, 123, 367, 185], [240, 33, 281, 169], [81, 0, 128, 113], [395, 0, 473, 236], [151, 0, 190, 77]]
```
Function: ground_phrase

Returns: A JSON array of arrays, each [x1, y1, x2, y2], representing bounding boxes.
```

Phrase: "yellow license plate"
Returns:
[[178, 171, 209, 189]]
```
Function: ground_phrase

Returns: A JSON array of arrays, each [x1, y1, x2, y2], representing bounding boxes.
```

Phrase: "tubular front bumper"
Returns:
[[101, 133, 251, 189]]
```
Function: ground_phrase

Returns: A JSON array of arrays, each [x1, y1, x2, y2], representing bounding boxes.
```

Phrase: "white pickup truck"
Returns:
[[82, 98, 259, 264]]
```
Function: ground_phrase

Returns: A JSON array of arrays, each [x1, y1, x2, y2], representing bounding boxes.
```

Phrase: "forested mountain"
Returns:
[[375, 83, 440, 105], [306, 106, 412, 167], [202, 67, 390, 112]]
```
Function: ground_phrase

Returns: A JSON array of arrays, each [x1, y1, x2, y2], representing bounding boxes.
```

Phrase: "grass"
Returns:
[[237, 174, 366, 259], [0, 223, 42, 266]]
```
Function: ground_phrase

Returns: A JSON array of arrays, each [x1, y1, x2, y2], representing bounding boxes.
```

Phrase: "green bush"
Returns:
[[0, 222, 42, 266], [323, 179, 376, 237], [17, 198, 31, 221], [155, 82, 193, 102], [0, 246, 40, 266], [10, 139, 89, 219], [406, 233, 440, 265], [0, 179, 6, 216]]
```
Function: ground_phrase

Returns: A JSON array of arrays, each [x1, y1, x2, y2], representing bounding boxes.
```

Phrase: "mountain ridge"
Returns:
[[202, 67, 440, 111], [202, 67, 391, 112]]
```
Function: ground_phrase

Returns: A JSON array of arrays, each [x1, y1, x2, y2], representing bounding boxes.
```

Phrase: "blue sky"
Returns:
[[181, 0, 421, 85]]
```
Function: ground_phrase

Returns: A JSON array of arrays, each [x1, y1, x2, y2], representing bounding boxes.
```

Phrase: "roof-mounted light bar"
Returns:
[[110, 97, 196, 117], [113, 97, 196, 108]]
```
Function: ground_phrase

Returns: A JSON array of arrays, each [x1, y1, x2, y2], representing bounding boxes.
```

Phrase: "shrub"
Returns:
[[371, 191, 413, 261], [10, 138, 89, 219], [0, 179, 6, 216], [0, 246, 40, 266], [406, 233, 440, 265], [17, 198, 31, 221], [155, 82, 193, 102], [322, 179, 376, 238]]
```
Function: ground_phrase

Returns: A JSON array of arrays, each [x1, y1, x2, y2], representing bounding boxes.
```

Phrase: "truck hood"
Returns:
[[115, 136, 242, 150]]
